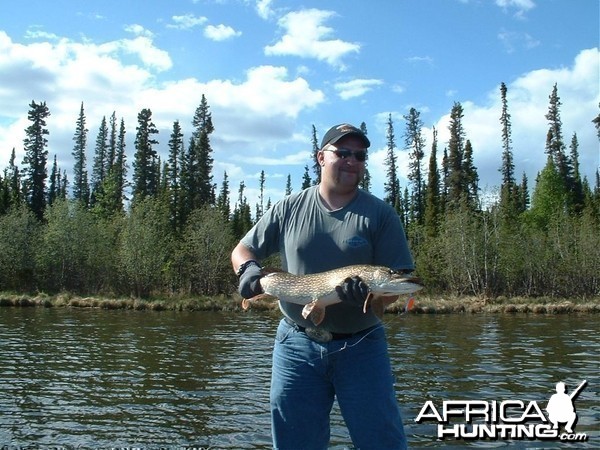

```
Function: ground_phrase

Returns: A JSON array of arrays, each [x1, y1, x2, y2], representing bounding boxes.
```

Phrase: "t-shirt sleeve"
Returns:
[[240, 199, 283, 260], [372, 206, 415, 271]]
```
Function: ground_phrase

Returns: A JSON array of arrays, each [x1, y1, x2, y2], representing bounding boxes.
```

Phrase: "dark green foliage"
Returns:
[[177, 206, 236, 296], [132, 108, 159, 203], [1, 87, 599, 300], [301, 165, 311, 190], [383, 114, 401, 213], [311, 124, 321, 185], [22, 100, 51, 220], [36, 199, 116, 293], [231, 181, 253, 240], [0, 206, 39, 291], [119, 197, 172, 297], [72, 102, 90, 206], [404, 108, 426, 225], [216, 171, 231, 222], [424, 127, 441, 238]]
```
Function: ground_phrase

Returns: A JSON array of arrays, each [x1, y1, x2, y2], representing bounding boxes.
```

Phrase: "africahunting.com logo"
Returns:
[[415, 380, 588, 443]]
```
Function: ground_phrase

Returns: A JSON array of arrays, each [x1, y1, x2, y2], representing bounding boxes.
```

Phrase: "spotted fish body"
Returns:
[[241, 264, 423, 325]]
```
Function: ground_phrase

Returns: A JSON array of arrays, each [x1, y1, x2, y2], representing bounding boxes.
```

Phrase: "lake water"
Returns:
[[0, 307, 598, 449]]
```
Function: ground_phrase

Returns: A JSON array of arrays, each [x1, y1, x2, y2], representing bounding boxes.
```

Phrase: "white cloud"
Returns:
[[362, 48, 599, 201], [496, 0, 536, 18], [264, 9, 360, 69], [24, 28, 60, 41], [498, 29, 540, 53], [334, 79, 383, 100], [233, 149, 311, 166], [167, 14, 208, 30], [204, 24, 242, 41], [496, 0, 536, 10], [0, 29, 324, 199], [432, 47, 599, 190], [124, 24, 154, 38], [256, 0, 276, 20], [406, 55, 434, 65]]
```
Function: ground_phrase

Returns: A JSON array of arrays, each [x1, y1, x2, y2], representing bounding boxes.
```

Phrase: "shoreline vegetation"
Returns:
[[1, 292, 599, 315]]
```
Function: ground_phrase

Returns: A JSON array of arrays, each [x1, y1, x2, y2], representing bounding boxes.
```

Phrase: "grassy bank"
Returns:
[[1, 292, 599, 314]]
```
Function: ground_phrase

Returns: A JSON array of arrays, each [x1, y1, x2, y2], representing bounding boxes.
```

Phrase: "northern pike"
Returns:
[[241, 264, 423, 325]]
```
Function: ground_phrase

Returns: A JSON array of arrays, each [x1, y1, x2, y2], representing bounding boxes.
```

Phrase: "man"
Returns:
[[231, 123, 415, 449]]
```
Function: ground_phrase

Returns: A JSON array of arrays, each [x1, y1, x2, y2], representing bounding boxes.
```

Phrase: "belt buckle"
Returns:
[[305, 327, 332, 343]]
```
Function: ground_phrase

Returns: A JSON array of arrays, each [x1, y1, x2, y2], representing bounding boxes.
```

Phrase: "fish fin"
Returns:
[[302, 300, 326, 326], [241, 293, 276, 310], [365, 295, 400, 319], [363, 292, 373, 314]]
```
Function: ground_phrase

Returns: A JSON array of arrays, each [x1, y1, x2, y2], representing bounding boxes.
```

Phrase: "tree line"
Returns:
[[1, 83, 599, 299]]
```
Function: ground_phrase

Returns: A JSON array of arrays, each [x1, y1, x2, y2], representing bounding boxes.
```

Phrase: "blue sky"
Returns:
[[0, 0, 598, 207]]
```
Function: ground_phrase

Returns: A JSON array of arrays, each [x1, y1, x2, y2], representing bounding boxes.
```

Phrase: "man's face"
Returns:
[[318, 135, 367, 191]]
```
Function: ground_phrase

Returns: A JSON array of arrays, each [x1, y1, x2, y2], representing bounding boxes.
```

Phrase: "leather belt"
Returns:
[[284, 317, 374, 343]]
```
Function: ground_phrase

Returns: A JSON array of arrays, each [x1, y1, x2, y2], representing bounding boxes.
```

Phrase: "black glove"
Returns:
[[336, 276, 369, 306], [238, 263, 263, 299]]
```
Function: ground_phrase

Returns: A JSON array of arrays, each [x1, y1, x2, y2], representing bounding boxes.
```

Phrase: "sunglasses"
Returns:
[[325, 148, 368, 162]]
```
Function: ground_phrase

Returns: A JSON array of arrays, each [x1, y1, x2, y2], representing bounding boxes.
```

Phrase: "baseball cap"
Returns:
[[320, 123, 371, 149]]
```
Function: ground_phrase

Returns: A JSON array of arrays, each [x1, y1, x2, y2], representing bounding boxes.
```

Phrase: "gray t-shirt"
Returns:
[[240, 185, 414, 333]]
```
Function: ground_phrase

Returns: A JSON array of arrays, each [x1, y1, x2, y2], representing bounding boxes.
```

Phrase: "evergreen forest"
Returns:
[[1, 84, 599, 301]]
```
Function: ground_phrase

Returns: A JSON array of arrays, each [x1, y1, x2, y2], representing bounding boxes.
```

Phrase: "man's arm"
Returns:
[[231, 241, 258, 273], [231, 242, 263, 299]]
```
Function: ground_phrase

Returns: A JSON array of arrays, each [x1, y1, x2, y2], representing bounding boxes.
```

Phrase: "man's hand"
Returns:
[[238, 263, 263, 299], [336, 276, 369, 306]]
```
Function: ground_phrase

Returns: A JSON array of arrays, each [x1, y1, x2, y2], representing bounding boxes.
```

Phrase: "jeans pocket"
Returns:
[[275, 319, 294, 344]]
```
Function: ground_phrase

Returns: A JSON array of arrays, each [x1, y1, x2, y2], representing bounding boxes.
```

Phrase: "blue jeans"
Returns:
[[270, 318, 407, 450]]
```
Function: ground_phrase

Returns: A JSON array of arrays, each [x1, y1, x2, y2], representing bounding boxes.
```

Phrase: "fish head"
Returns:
[[365, 267, 424, 295]]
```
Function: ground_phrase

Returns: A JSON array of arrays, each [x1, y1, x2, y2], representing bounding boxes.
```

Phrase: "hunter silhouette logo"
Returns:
[[415, 379, 589, 442], [546, 380, 587, 434]]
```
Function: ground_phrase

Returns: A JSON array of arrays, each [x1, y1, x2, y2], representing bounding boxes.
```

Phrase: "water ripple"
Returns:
[[0, 309, 598, 448]]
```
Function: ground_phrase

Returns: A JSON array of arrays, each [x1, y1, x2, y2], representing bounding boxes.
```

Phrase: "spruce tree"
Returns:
[[257, 169, 266, 220], [404, 108, 426, 224], [22, 100, 51, 220], [216, 171, 231, 222], [301, 165, 311, 189], [191, 95, 215, 208], [108, 112, 117, 169], [424, 127, 441, 237], [132, 108, 159, 203], [544, 84, 573, 204], [91, 115, 109, 204], [311, 125, 321, 185], [285, 174, 293, 196], [463, 139, 479, 207], [48, 155, 59, 206], [446, 102, 466, 208], [167, 120, 184, 230], [383, 114, 400, 213], [6, 149, 21, 209], [72, 102, 90, 205], [114, 118, 127, 210], [231, 181, 253, 239], [499, 82, 517, 217], [568, 133, 584, 214], [359, 121, 371, 193]]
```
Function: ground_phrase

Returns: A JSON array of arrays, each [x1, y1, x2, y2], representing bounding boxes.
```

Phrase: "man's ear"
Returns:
[[317, 149, 325, 166]]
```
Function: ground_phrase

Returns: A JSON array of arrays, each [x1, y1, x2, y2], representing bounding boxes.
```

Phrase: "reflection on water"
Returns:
[[0, 308, 598, 448]]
